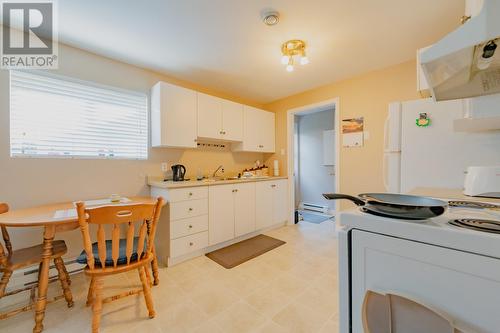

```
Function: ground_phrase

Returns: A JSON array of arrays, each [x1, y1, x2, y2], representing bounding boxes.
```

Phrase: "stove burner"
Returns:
[[448, 200, 500, 210], [448, 218, 500, 234]]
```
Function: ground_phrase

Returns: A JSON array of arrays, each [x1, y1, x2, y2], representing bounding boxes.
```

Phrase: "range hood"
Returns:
[[421, 0, 500, 101]]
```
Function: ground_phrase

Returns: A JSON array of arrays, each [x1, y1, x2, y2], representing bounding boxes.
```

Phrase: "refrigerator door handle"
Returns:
[[383, 115, 390, 151], [383, 154, 389, 191]]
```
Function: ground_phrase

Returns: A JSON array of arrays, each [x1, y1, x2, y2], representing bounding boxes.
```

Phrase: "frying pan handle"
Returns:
[[322, 193, 365, 206]]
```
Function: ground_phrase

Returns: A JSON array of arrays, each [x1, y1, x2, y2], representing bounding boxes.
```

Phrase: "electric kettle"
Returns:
[[171, 164, 186, 182]]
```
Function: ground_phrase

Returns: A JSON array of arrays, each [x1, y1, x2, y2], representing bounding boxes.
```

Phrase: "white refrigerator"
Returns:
[[384, 98, 500, 193]]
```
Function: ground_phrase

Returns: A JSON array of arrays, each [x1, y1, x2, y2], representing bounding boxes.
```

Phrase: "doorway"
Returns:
[[286, 98, 340, 225]]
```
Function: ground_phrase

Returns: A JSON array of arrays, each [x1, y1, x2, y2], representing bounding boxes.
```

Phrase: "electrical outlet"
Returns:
[[161, 162, 169, 172]]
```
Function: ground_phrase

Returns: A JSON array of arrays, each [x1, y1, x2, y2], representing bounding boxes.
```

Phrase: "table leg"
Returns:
[[33, 226, 55, 333]]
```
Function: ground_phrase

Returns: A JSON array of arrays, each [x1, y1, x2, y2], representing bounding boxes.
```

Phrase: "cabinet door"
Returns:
[[255, 181, 274, 229], [272, 180, 288, 224], [242, 106, 262, 151], [161, 82, 197, 148], [260, 110, 276, 153], [221, 100, 243, 141], [197, 93, 223, 140], [209, 185, 235, 245], [234, 182, 256, 237]]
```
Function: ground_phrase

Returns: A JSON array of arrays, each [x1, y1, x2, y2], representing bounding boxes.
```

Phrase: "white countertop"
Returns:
[[148, 176, 288, 189]]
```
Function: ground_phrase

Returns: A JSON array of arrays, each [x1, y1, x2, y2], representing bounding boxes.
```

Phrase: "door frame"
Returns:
[[286, 97, 340, 225]]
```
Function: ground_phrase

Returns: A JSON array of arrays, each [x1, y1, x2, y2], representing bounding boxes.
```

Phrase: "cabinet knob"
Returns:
[[189, 242, 194, 246], [189, 207, 193, 211], [188, 225, 193, 229], [188, 192, 193, 196], [271, 184, 276, 188]]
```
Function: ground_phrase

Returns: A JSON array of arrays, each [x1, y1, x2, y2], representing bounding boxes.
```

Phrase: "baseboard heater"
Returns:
[[8, 258, 84, 292], [299, 202, 329, 214]]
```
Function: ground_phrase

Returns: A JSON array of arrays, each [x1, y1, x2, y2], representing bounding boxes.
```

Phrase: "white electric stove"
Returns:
[[338, 199, 500, 333]]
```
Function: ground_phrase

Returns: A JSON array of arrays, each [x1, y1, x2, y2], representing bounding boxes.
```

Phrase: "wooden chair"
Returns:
[[0, 202, 73, 320], [75, 197, 164, 333]]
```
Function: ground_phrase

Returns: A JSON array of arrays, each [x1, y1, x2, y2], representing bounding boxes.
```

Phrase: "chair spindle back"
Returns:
[[75, 198, 163, 270]]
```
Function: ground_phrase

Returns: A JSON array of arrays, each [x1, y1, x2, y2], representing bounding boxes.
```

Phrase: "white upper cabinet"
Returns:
[[197, 93, 243, 142], [233, 106, 275, 153], [198, 93, 223, 140], [151, 81, 274, 150], [465, 0, 483, 18], [221, 99, 244, 141], [151, 82, 197, 148]]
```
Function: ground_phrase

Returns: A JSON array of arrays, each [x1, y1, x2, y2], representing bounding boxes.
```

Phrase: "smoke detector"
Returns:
[[262, 11, 280, 26]]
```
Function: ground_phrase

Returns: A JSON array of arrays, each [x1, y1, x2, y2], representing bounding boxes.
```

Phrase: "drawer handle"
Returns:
[[189, 242, 194, 246], [271, 184, 276, 188], [188, 225, 193, 229]]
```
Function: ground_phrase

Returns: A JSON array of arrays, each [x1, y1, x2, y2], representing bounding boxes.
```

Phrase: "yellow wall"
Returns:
[[264, 60, 421, 209]]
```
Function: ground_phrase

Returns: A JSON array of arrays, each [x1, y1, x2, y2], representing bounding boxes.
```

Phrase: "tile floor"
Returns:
[[0, 220, 339, 333]]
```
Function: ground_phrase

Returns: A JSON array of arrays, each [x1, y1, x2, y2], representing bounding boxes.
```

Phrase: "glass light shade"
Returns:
[[300, 56, 309, 65], [286, 64, 294, 72], [281, 55, 290, 65]]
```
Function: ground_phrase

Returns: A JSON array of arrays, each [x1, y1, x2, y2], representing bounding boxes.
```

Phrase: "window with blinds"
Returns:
[[9, 70, 148, 159]]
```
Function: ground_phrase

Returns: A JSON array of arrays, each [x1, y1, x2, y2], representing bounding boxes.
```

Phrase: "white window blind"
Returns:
[[10, 70, 148, 159]]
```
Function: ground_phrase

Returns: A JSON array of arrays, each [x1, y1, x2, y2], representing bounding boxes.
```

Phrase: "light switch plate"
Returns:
[[161, 162, 169, 172], [363, 131, 370, 140]]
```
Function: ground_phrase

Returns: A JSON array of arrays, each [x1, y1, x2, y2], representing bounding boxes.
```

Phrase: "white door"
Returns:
[[197, 93, 222, 140], [351, 230, 500, 333], [234, 182, 256, 237], [221, 100, 243, 141], [157, 82, 197, 148], [255, 181, 274, 229], [208, 185, 235, 245], [272, 180, 288, 224]]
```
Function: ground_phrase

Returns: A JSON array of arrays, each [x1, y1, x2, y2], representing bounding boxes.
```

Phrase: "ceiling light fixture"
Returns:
[[281, 39, 308, 72]]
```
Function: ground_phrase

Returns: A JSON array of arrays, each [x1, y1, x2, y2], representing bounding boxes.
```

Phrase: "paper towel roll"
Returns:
[[273, 160, 279, 176]]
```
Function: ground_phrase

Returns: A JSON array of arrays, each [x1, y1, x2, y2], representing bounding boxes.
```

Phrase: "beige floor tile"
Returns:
[[244, 285, 292, 318], [154, 299, 209, 332], [272, 301, 331, 333], [252, 320, 290, 333], [189, 284, 240, 317], [295, 285, 338, 318], [318, 314, 339, 333], [214, 301, 267, 333]]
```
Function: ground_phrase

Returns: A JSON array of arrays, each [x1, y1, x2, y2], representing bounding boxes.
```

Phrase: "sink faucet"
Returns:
[[212, 165, 224, 178]]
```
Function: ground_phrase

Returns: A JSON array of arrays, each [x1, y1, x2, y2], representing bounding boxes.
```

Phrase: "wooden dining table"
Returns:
[[0, 196, 159, 333]]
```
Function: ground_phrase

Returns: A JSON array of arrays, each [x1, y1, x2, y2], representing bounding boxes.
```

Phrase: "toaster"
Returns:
[[464, 166, 500, 198]]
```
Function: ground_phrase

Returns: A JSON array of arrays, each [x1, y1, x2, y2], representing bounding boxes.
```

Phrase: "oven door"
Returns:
[[351, 229, 500, 333]]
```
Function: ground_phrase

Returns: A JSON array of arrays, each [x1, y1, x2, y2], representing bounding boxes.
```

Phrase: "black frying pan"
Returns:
[[322, 193, 448, 220]]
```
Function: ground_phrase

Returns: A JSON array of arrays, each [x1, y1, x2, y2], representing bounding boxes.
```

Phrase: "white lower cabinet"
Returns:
[[256, 179, 288, 229], [209, 182, 256, 245], [151, 178, 287, 265], [209, 185, 236, 245]]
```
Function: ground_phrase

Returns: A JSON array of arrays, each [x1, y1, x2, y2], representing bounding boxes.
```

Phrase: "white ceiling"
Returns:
[[55, 0, 464, 103]]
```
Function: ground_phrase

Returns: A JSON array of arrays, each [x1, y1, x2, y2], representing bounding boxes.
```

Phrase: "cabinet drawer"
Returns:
[[169, 187, 208, 202], [171, 232, 208, 258], [170, 199, 208, 220], [171, 215, 208, 240]]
